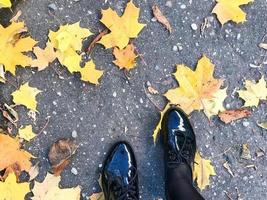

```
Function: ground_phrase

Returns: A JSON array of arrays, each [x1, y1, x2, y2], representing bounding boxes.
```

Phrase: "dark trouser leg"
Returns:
[[166, 164, 205, 200]]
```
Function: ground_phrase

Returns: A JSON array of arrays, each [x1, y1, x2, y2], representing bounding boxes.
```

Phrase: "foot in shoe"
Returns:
[[161, 107, 197, 172], [102, 142, 139, 200]]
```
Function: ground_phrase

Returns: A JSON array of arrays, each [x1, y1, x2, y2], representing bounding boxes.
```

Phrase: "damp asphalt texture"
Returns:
[[0, 0, 267, 199]]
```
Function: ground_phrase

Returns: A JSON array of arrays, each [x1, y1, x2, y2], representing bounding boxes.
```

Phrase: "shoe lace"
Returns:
[[108, 166, 138, 200], [168, 129, 194, 167]]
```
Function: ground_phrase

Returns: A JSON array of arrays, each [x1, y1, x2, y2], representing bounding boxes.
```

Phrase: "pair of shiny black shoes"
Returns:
[[101, 107, 196, 200]]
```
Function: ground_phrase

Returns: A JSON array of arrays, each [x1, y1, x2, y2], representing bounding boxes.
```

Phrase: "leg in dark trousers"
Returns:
[[166, 164, 204, 200], [161, 107, 205, 200]]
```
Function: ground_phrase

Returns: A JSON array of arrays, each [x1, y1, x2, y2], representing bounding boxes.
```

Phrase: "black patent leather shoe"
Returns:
[[161, 107, 197, 170], [102, 142, 139, 200]]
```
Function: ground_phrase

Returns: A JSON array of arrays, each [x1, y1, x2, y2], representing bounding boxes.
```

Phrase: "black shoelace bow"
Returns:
[[167, 129, 194, 167], [108, 166, 138, 200]]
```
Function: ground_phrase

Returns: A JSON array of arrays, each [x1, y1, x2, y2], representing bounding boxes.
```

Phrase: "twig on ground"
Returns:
[[224, 191, 234, 200], [37, 116, 50, 135], [212, 147, 232, 158], [87, 29, 108, 54]]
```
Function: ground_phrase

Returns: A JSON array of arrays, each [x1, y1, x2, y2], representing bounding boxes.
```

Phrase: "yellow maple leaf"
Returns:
[[113, 44, 137, 70], [164, 55, 223, 115], [79, 60, 103, 84], [202, 87, 227, 119], [212, 0, 254, 25], [18, 125, 36, 142], [0, 22, 37, 75], [237, 76, 267, 107], [49, 22, 92, 53], [0, 0, 11, 8], [193, 152, 216, 190], [31, 42, 57, 71], [98, 0, 146, 49], [152, 104, 171, 144], [57, 48, 82, 73], [11, 82, 42, 112], [32, 173, 81, 200], [0, 173, 30, 200], [0, 133, 33, 172]]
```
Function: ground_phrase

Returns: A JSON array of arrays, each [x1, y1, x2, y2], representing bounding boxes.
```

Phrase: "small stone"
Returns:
[[52, 101, 57, 106], [101, 137, 104, 142], [237, 33, 241, 40], [243, 121, 250, 127], [177, 45, 183, 51], [112, 92, 117, 97], [151, 17, 157, 22], [172, 45, 178, 52], [48, 3, 57, 11], [72, 130, 78, 138], [99, 164, 103, 168], [180, 4, 186, 9], [165, 1, 172, 8], [71, 167, 78, 175], [191, 23, 198, 31], [56, 91, 62, 96], [140, 98, 143, 104]]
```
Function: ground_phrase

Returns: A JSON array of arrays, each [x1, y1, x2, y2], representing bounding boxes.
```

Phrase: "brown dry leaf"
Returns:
[[241, 143, 251, 160], [88, 192, 104, 200], [28, 162, 40, 181], [147, 86, 159, 95], [152, 4, 172, 33], [31, 42, 57, 71], [10, 10, 22, 22], [223, 162, 234, 177], [256, 149, 265, 158], [113, 44, 137, 70], [259, 43, 267, 50], [2, 103, 19, 127], [0, 133, 33, 174], [218, 108, 251, 124], [48, 138, 77, 176]]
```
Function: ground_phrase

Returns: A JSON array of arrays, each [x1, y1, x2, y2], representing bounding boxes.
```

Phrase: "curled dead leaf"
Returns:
[[259, 43, 267, 50], [147, 86, 159, 95], [218, 109, 251, 124], [2, 103, 19, 127], [257, 121, 267, 130], [152, 4, 172, 33], [48, 138, 77, 176]]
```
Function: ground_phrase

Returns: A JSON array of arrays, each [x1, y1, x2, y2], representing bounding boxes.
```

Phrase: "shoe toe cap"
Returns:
[[104, 142, 136, 176]]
